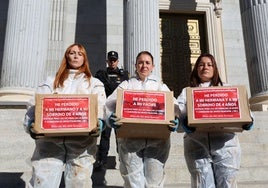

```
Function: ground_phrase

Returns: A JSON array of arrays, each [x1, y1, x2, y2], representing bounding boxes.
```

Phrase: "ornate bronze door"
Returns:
[[160, 13, 207, 97]]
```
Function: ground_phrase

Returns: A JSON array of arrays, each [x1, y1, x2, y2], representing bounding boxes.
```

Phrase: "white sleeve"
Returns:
[[159, 83, 171, 92], [25, 76, 53, 126], [36, 76, 54, 94], [159, 83, 181, 118], [176, 88, 187, 119], [23, 77, 54, 133], [105, 80, 129, 113], [23, 105, 35, 133], [91, 78, 106, 120]]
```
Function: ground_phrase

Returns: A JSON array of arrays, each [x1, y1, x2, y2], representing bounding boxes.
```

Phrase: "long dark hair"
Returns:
[[190, 53, 223, 87]]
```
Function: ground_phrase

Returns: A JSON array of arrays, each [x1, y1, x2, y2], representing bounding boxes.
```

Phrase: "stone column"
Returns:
[[46, 0, 78, 78], [239, 0, 268, 111], [0, 0, 52, 102], [124, 0, 161, 78]]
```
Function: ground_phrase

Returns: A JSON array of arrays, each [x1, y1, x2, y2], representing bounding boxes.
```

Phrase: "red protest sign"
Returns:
[[192, 88, 241, 119], [121, 91, 166, 120], [41, 97, 89, 130]]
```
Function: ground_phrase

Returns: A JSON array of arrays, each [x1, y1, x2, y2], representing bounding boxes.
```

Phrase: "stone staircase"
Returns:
[[0, 109, 267, 187]]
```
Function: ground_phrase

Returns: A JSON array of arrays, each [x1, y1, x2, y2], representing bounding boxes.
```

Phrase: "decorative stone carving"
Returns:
[[214, 0, 222, 18]]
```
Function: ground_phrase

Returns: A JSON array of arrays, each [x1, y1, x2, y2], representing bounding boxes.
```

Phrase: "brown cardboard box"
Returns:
[[115, 89, 174, 139], [186, 85, 253, 132], [33, 94, 98, 136]]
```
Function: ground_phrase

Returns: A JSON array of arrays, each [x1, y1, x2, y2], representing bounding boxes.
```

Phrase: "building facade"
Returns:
[[1, 1, 268, 186], [0, 0, 267, 109]]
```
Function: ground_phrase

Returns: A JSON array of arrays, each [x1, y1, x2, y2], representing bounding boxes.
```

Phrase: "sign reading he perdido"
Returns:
[[42, 97, 89, 129], [122, 91, 166, 120]]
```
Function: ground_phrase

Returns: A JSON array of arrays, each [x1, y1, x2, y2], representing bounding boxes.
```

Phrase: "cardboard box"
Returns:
[[186, 85, 253, 132], [115, 89, 174, 139], [33, 94, 98, 136]]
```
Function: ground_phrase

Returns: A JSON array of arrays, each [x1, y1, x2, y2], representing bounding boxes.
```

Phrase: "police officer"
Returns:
[[95, 51, 129, 171]]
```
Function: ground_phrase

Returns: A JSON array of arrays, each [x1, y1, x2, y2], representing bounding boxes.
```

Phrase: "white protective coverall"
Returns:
[[177, 82, 241, 188], [106, 75, 179, 188], [23, 70, 106, 188]]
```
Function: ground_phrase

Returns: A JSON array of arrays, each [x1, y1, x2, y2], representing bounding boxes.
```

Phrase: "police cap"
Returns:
[[107, 51, 118, 61]]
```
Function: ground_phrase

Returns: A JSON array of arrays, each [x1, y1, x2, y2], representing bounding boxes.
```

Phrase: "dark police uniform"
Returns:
[[95, 67, 129, 167]]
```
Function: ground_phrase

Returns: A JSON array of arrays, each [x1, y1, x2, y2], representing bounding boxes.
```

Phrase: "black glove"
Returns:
[[29, 127, 44, 139], [181, 116, 195, 133], [108, 113, 122, 129], [242, 117, 254, 131]]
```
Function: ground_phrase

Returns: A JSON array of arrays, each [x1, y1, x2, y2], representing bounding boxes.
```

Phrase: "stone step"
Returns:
[[0, 109, 268, 187], [93, 167, 268, 188], [2, 170, 268, 188]]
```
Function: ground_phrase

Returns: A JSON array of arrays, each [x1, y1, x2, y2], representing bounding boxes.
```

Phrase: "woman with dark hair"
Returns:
[[189, 53, 223, 87], [23, 43, 106, 187], [106, 51, 179, 188], [176, 53, 252, 188]]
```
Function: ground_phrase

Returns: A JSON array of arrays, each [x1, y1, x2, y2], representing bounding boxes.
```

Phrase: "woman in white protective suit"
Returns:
[[23, 43, 106, 188], [176, 53, 253, 188], [105, 51, 180, 188]]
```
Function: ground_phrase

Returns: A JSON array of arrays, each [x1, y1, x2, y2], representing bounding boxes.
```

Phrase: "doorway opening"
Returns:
[[160, 13, 207, 97]]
